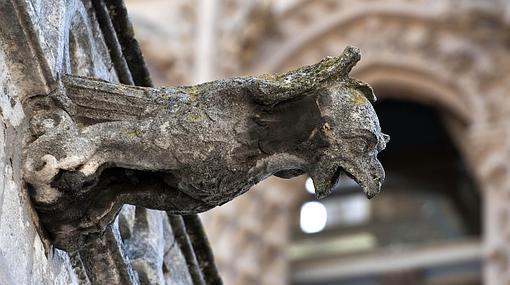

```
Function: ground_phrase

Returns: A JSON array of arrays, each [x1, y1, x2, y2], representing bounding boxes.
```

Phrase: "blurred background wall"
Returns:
[[124, 1, 510, 284]]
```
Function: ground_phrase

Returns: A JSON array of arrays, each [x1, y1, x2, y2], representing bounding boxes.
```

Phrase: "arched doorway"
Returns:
[[290, 97, 481, 285], [245, 2, 510, 283]]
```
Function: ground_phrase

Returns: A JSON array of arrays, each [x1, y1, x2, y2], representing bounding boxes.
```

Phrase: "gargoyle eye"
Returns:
[[341, 131, 378, 153], [353, 137, 373, 152]]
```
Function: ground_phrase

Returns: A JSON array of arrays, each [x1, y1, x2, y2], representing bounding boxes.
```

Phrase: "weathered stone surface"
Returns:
[[23, 45, 388, 251], [4, 0, 389, 283], [0, 12, 78, 284], [122, 208, 175, 284], [1, 0, 196, 283]]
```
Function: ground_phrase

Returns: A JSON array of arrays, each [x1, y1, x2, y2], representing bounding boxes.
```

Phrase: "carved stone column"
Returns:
[[465, 124, 510, 285]]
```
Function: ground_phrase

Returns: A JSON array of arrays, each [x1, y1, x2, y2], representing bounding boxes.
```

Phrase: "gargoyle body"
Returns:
[[23, 46, 388, 250]]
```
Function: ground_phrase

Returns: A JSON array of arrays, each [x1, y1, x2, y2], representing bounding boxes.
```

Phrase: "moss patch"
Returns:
[[352, 89, 367, 106]]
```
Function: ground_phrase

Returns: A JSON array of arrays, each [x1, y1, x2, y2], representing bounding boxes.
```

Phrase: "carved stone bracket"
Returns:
[[23, 46, 388, 251]]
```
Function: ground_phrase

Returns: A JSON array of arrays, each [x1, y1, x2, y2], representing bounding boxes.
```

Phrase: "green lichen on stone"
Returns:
[[186, 111, 203, 123], [257, 73, 281, 81], [352, 89, 368, 106], [24, 45, 387, 253], [184, 85, 202, 100]]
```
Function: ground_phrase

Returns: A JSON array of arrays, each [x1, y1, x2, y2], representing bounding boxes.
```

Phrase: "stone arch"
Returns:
[[246, 2, 510, 284], [353, 63, 472, 125], [250, 1, 510, 182]]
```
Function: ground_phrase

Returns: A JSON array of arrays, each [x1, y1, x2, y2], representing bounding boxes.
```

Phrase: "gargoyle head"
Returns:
[[311, 79, 389, 200], [251, 46, 388, 199]]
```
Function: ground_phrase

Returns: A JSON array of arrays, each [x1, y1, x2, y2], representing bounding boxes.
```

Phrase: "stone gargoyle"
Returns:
[[23, 46, 389, 251]]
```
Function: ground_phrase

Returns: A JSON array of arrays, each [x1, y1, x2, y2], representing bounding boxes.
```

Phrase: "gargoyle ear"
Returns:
[[350, 78, 377, 103]]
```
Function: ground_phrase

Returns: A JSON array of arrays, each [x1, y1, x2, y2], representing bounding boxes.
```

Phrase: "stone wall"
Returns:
[[0, 0, 79, 283], [0, 0, 193, 284]]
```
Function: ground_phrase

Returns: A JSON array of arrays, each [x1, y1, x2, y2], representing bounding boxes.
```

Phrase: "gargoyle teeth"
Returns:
[[310, 161, 342, 199], [311, 160, 383, 200], [342, 164, 384, 199]]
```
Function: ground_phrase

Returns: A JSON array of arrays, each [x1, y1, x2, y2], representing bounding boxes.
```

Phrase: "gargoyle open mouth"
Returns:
[[329, 165, 362, 192], [313, 159, 384, 200], [340, 163, 383, 199], [329, 166, 345, 190], [330, 165, 377, 198]]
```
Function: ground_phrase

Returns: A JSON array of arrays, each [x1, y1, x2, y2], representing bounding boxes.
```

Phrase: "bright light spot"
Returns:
[[300, 201, 327, 234], [305, 177, 315, 194], [323, 194, 370, 227]]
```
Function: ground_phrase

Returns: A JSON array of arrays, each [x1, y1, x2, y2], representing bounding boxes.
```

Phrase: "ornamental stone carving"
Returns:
[[23, 46, 388, 251]]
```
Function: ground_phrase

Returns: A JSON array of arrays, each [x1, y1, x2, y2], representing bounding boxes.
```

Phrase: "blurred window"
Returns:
[[290, 100, 481, 285]]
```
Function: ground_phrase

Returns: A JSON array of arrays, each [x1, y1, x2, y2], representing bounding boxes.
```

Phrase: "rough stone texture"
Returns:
[[120, 207, 194, 285], [2, 0, 196, 283], [1, 0, 388, 284], [23, 46, 387, 252], [0, 5, 77, 284]]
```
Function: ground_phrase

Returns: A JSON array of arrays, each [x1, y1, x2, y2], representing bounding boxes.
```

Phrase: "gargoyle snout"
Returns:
[[378, 133, 390, 151], [364, 159, 385, 199]]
